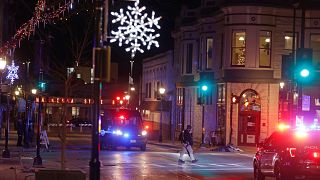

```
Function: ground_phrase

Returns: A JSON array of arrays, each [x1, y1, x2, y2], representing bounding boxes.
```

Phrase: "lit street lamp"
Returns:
[[32, 88, 42, 166], [159, 87, 165, 143]]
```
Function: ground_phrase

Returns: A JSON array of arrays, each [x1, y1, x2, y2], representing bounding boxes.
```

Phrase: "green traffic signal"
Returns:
[[38, 82, 46, 91], [300, 68, 310, 78], [201, 85, 208, 91]]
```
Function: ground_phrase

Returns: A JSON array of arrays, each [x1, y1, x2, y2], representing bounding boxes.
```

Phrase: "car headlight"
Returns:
[[113, 129, 123, 135], [141, 130, 147, 136], [123, 133, 129, 138]]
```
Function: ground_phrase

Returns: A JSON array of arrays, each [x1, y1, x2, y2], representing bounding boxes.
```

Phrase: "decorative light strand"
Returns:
[[0, 0, 71, 56], [110, 0, 161, 58], [6, 60, 19, 84]]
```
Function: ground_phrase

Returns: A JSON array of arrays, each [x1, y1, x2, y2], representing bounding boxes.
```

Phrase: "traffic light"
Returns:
[[296, 48, 314, 83], [201, 85, 208, 92], [198, 82, 211, 105], [38, 82, 46, 92]]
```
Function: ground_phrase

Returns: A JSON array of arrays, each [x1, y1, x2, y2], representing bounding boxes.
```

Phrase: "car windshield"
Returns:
[[102, 109, 142, 129]]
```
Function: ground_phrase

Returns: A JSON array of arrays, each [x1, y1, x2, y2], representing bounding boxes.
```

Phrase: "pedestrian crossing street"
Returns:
[[101, 162, 253, 171]]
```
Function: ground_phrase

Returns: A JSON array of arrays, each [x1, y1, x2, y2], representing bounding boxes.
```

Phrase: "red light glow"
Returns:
[[313, 152, 319, 158], [119, 115, 125, 119], [287, 147, 296, 157]]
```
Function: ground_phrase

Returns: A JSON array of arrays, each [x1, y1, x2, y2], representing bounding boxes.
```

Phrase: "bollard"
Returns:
[[80, 125, 83, 133], [47, 124, 50, 132]]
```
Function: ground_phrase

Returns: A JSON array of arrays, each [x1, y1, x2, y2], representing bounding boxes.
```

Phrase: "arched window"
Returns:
[[239, 89, 261, 112]]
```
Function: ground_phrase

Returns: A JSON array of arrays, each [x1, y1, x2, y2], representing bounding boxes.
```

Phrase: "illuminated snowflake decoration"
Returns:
[[110, 0, 161, 58], [6, 60, 19, 84]]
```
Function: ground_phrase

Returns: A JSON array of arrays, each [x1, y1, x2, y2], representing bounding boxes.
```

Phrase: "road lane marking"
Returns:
[[190, 164, 207, 167], [181, 167, 253, 171], [150, 164, 166, 167], [209, 163, 227, 167]]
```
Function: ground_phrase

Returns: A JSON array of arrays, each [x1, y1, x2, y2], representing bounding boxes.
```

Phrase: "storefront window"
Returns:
[[232, 31, 246, 66], [72, 107, 80, 116]]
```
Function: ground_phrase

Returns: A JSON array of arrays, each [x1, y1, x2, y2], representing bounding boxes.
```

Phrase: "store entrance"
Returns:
[[237, 90, 261, 146]]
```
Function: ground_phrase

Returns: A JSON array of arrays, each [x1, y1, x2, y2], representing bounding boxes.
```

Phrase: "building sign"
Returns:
[[302, 95, 310, 111]]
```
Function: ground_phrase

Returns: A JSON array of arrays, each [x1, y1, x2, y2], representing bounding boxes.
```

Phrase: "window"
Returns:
[[232, 31, 246, 66], [259, 31, 272, 67], [284, 32, 298, 50], [145, 83, 148, 98], [206, 38, 213, 69], [177, 88, 184, 106], [217, 83, 226, 131], [155, 81, 160, 99], [310, 34, 320, 67], [145, 83, 151, 98], [148, 82, 151, 98], [46, 107, 52, 115], [185, 43, 193, 74], [72, 107, 80, 117]]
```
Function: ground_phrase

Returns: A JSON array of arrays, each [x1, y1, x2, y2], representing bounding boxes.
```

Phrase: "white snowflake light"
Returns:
[[110, 0, 161, 58], [6, 60, 19, 84]]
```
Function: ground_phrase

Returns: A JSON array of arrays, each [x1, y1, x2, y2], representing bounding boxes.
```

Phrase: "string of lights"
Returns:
[[0, 0, 72, 56]]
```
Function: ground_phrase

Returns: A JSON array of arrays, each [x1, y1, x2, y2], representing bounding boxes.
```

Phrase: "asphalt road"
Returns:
[[0, 129, 264, 180]]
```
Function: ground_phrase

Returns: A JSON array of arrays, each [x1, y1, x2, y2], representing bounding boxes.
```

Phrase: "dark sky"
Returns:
[[11, 0, 200, 84]]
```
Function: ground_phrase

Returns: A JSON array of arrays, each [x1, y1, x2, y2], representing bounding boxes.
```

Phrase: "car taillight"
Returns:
[[313, 152, 320, 158], [287, 147, 297, 157]]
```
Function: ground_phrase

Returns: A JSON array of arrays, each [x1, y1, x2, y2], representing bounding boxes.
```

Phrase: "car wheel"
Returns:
[[254, 162, 265, 180], [275, 163, 293, 180], [140, 144, 146, 151]]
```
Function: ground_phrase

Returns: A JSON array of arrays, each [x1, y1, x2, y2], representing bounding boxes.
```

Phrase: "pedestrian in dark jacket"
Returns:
[[178, 125, 198, 164]]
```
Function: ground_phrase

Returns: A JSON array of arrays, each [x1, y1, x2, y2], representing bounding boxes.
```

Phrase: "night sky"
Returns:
[[11, 0, 200, 84]]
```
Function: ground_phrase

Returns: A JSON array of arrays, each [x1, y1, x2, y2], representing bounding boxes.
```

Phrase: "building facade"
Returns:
[[172, 0, 320, 146], [141, 51, 175, 141]]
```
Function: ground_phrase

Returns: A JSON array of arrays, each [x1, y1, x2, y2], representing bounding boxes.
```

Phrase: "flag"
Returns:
[[129, 76, 134, 85]]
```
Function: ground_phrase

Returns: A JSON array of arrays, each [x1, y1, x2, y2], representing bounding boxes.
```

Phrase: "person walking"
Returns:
[[178, 125, 198, 164]]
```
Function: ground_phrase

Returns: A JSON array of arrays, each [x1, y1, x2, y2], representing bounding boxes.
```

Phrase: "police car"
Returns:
[[100, 109, 147, 151], [253, 124, 320, 180]]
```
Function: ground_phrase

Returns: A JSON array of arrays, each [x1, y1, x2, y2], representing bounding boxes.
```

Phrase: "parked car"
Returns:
[[100, 108, 147, 151], [253, 126, 320, 180], [67, 117, 92, 127]]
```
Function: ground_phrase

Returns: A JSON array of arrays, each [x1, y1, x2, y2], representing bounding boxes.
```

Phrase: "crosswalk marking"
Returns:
[[101, 162, 251, 170]]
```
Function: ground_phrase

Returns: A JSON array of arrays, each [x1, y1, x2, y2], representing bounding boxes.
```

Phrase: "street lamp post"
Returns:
[[159, 87, 165, 143], [32, 88, 42, 166], [0, 57, 9, 158], [200, 85, 208, 147]]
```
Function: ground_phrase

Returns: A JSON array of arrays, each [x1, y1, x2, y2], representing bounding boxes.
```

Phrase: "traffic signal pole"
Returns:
[[297, 4, 305, 117], [90, 0, 108, 179]]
